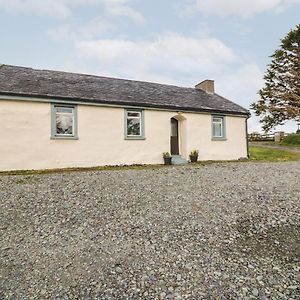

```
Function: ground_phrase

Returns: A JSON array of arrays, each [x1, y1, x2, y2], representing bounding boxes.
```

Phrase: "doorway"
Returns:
[[170, 118, 179, 155]]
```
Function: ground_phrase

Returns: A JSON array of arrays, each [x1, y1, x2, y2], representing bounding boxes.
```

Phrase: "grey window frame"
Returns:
[[211, 115, 226, 140], [124, 109, 145, 140], [51, 104, 78, 140]]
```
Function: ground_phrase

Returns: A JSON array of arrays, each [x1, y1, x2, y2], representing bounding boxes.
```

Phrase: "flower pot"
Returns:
[[189, 155, 198, 163], [164, 157, 172, 165]]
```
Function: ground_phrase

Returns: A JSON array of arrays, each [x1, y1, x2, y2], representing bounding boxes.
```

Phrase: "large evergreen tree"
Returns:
[[251, 24, 300, 132]]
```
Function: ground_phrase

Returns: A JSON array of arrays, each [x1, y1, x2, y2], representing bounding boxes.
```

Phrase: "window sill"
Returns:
[[51, 135, 79, 140], [211, 137, 227, 141], [125, 136, 146, 140]]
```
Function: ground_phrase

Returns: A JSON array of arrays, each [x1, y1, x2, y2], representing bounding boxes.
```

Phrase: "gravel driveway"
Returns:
[[0, 162, 299, 299]]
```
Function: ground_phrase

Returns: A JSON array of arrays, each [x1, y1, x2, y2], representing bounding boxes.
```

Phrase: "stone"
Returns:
[[252, 288, 259, 297]]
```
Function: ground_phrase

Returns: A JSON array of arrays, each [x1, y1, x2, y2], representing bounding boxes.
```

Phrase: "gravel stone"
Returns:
[[252, 288, 259, 296], [0, 161, 299, 299]]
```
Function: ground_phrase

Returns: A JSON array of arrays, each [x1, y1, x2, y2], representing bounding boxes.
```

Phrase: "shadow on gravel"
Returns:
[[229, 216, 300, 263]]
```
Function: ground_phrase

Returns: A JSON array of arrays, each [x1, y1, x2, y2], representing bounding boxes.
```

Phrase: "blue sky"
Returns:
[[0, 0, 299, 132]]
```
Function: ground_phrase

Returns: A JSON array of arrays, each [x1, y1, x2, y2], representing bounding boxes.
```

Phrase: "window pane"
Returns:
[[56, 112, 73, 135], [56, 107, 73, 114], [171, 119, 178, 137], [127, 118, 141, 136], [213, 123, 222, 137], [213, 117, 222, 123], [127, 112, 140, 117]]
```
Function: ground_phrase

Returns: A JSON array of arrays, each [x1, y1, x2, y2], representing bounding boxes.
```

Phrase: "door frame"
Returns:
[[170, 117, 179, 155]]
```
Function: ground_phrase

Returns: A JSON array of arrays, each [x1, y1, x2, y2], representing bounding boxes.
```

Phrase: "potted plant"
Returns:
[[163, 152, 172, 165], [189, 150, 199, 163]]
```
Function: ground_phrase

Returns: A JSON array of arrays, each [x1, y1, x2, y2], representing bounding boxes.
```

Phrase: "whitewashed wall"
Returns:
[[0, 99, 248, 171]]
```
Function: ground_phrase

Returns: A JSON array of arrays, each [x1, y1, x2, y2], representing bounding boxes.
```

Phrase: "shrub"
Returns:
[[281, 134, 300, 146], [162, 152, 171, 158], [189, 150, 199, 156]]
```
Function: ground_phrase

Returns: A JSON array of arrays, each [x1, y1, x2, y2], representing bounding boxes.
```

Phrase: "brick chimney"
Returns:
[[195, 80, 215, 94]]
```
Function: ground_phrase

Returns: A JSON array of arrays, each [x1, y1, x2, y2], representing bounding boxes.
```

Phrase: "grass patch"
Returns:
[[281, 134, 300, 146], [250, 141, 300, 149], [0, 164, 169, 176], [249, 146, 299, 162]]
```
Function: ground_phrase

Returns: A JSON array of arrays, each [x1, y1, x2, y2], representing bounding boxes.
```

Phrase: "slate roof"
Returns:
[[0, 64, 249, 115]]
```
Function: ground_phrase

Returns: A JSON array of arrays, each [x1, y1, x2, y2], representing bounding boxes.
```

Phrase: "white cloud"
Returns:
[[48, 20, 115, 41], [0, 0, 143, 22], [75, 33, 238, 83], [79, 19, 116, 39], [101, 0, 144, 23], [184, 0, 300, 17], [0, 0, 71, 18]]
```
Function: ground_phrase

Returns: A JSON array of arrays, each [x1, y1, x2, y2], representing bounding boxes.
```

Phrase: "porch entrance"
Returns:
[[170, 117, 179, 155]]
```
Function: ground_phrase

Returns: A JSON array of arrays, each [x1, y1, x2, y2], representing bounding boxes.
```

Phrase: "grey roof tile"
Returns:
[[0, 64, 249, 115]]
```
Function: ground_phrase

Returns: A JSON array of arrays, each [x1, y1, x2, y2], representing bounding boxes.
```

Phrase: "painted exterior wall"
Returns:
[[0, 99, 248, 171]]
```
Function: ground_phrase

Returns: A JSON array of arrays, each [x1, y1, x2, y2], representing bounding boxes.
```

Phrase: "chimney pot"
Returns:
[[195, 80, 215, 94]]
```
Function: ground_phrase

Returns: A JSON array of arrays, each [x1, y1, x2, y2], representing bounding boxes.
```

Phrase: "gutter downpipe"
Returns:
[[246, 115, 250, 158]]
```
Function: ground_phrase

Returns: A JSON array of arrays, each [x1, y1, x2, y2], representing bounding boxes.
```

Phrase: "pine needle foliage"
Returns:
[[251, 24, 300, 132]]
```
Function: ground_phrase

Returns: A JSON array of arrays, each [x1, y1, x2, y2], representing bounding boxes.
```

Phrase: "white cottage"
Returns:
[[0, 65, 249, 171]]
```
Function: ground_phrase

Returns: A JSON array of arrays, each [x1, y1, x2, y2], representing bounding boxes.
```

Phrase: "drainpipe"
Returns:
[[246, 116, 250, 158]]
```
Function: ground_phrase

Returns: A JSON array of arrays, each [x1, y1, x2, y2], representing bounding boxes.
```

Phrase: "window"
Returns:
[[212, 115, 226, 139], [125, 109, 145, 139], [51, 104, 78, 139]]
